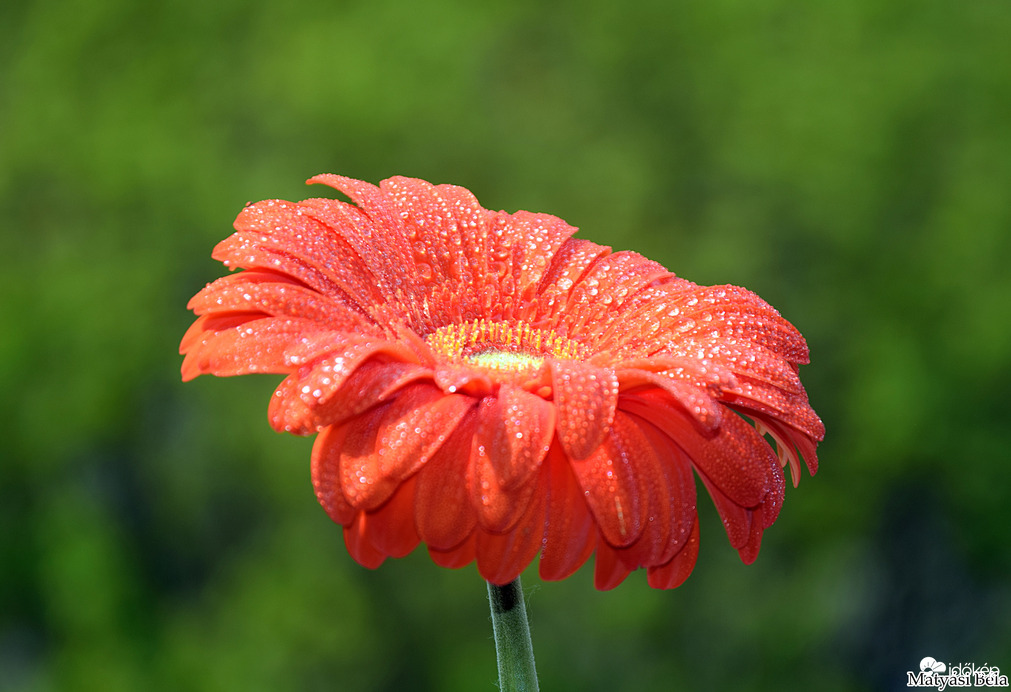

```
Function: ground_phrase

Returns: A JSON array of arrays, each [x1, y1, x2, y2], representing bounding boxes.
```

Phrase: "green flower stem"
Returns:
[[487, 578, 540, 692]]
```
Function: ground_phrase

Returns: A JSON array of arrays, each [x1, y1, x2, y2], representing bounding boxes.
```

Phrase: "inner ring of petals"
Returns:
[[425, 319, 586, 374]]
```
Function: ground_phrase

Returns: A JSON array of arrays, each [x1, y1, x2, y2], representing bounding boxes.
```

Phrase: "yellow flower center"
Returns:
[[425, 319, 585, 375], [467, 349, 545, 371]]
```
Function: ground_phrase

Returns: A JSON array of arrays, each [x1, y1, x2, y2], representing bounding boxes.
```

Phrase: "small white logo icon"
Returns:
[[921, 657, 947, 674]]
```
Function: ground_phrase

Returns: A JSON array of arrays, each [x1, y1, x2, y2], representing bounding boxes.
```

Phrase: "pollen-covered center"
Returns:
[[425, 319, 586, 375], [468, 349, 544, 371]]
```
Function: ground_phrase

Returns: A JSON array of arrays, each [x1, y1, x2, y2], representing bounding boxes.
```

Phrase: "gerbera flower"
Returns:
[[180, 174, 824, 590]]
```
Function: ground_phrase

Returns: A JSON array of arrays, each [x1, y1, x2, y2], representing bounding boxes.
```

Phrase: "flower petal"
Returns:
[[218, 199, 383, 311], [377, 177, 490, 288], [694, 435, 783, 559], [682, 335, 805, 394], [308, 359, 432, 430], [337, 384, 473, 511], [187, 269, 373, 331], [593, 536, 633, 590], [617, 367, 723, 433], [304, 176, 430, 303], [723, 376, 825, 441], [550, 359, 619, 461], [353, 476, 421, 559], [427, 533, 476, 570], [698, 473, 753, 549], [568, 412, 654, 548], [752, 413, 820, 484], [624, 394, 773, 509], [485, 210, 579, 306], [310, 423, 356, 525], [646, 520, 700, 590], [610, 353, 738, 395], [433, 362, 494, 397], [342, 512, 387, 569], [537, 236, 610, 282], [759, 450, 786, 530], [559, 251, 677, 348], [180, 314, 324, 381], [414, 409, 479, 550], [538, 446, 596, 582], [664, 284, 810, 364], [268, 338, 421, 434], [475, 469, 548, 585], [470, 386, 555, 533], [611, 413, 698, 569]]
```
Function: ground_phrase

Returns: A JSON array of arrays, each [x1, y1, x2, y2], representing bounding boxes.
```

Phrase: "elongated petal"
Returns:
[[616, 413, 697, 568], [187, 270, 373, 331], [432, 362, 495, 397], [699, 472, 753, 549], [684, 411, 775, 510], [414, 409, 479, 550], [181, 314, 329, 381], [617, 368, 723, 432], [475, 469, 548, 585], [550, 359, 619, 461], [593, 536, 633, 590], [428, 533, 476, 570], [377, 177, 490, 289], [624, 395, 773, 509], [536, 238, 612, 297], [538, 446, 596, 582], [231, 198, 383, 298], [310, 423, 355, 525], [694, 440, 782, 560], [609, 353, 738, 394], [336, 385, 472, 510], [569, 412, 657, 548], [561, 251, 676, 349], [307, 359, 432, 430], [658, 334, 805, 398], [215, 203, 383, 315], [469, 387, 555, 532], [759, 451, 786, 530], [723, 376, 825, 441], [666, 284, 807, 353], [342, 512, 387, 569], [646, 520, 700, 590], [525, 238, 610, 325], [753, 414, 820, 483], [487, 210, 579, 303], [354, 476, 421, 559], [268, 338, 421, 434], [305, 176, 434, 309], [607, 427, 670, 570]]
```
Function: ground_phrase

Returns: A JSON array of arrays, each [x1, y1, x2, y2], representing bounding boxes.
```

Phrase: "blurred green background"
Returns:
[[2, 0, 1009, 690]]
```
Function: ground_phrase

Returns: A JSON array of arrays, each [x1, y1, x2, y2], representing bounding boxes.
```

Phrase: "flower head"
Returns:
[[181, 174, 824, 589]]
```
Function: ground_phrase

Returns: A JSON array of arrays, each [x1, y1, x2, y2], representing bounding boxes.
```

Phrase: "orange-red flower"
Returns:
[[181, 175, 824, 589]]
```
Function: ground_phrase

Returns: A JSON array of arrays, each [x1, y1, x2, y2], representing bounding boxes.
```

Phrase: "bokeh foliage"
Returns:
[[2, 0, 1009, 690]]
